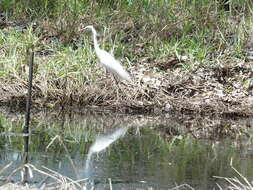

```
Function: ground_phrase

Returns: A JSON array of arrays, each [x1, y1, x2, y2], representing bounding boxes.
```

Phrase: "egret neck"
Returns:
[[90, 27, 99, 52]]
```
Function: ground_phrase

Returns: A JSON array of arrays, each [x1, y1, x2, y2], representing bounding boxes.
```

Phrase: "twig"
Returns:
[[0, 162, 12, 175], [170, 184, 195, 190]]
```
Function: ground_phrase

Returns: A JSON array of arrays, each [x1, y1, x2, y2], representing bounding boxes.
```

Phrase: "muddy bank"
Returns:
[[0, 59, 252, 116]]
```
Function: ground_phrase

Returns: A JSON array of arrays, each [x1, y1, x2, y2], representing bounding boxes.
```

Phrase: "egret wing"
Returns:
[[96, 49, 131, 81]]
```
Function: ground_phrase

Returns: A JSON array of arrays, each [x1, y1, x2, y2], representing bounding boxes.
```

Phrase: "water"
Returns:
[[0, 109, 253, 189], [85, 127, 128, 178]]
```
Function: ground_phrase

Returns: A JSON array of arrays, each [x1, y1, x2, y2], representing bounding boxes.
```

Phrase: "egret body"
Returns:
[[83, 25, 131, 81]]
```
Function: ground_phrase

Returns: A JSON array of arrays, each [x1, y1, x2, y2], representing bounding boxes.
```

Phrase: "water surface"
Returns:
[[0, 109, 252, 189]]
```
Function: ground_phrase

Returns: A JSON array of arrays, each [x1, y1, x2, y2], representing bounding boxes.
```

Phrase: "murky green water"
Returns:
[[0, 108, 253, 189]]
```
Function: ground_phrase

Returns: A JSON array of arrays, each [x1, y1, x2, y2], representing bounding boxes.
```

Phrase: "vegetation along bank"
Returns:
[[0, 0, 253, 116]]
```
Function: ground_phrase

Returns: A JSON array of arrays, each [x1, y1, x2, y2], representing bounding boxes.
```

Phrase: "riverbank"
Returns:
[[0, 0, 253, 116], [1, 59, 253, 116]]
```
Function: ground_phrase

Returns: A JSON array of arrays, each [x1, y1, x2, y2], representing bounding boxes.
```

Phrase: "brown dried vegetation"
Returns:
[[1, 58, 252, 116], [0, 0, 253, 116]]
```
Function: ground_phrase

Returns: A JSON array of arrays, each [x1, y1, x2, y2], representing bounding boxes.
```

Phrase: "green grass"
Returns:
[[0, 0, 253, 109], [0, 0, 252, 73]]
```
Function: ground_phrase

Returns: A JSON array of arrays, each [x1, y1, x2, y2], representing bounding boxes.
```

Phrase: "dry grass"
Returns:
[[0, 0, 253, 115], [0, 162, 197, 190], [215, 160, 253, 190], [1, 59, 253, 116], [0, 163, 89, 190], [2, 162, 253, 190]]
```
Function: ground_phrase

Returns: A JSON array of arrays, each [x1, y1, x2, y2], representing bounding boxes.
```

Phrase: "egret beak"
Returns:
[[78, 24, 87, 32], [82, 26, 88, 31]]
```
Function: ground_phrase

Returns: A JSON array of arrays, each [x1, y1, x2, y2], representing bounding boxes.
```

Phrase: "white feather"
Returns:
[[84, 25, 131, 81]]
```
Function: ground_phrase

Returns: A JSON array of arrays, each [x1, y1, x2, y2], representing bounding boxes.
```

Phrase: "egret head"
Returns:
[[84, 25, 95, 31], [80, 25, 97, 36]]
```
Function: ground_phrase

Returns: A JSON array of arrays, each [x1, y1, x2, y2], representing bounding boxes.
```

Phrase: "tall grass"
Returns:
[[0, 0, 253, 107], [1, 0, 252, 62]]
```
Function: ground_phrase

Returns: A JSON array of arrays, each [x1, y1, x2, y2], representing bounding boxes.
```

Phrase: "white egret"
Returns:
[[82, 25, 131, 82]]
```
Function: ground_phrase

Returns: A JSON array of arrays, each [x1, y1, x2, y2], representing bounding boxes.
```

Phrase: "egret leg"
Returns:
[[112, 74, 121, 99], [112, 74, 129, 104], [112, 74, 120, 88]]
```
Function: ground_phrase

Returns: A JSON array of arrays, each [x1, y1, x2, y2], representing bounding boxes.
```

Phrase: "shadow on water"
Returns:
[[0, 109, 252, 189]]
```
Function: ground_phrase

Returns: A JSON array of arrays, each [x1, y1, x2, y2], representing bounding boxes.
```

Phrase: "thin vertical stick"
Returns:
[[24, 48, 34, 134], [22, 48, 34, 183]]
